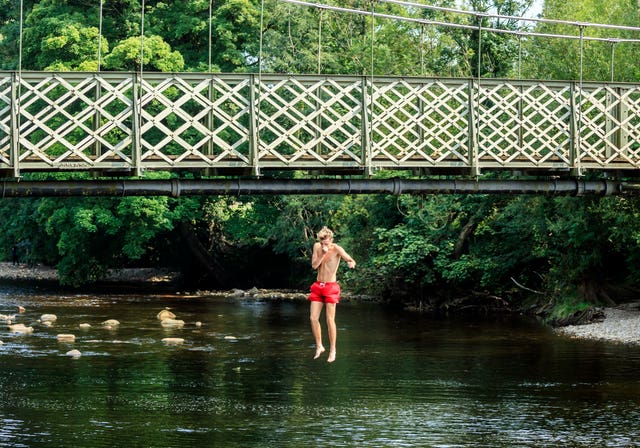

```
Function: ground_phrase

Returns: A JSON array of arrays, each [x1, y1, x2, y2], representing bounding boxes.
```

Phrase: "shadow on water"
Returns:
[[1, 288, 640, 447]]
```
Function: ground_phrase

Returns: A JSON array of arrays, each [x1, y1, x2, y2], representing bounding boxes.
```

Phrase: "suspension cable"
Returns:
[[377, 0, 640, 34], [610, 41, 616, 82], [18, 0, 24, 73], [259, 0, 265, 74], [140, 0, 145, 73], [477, 16, 482, 79], [517, 34, 522, 79], [317, 8, 322, 74], [98, 0, 104, 70], [209, 0, 213, 72], [276, 0, 640, 45], [370, 0, 375, 77]]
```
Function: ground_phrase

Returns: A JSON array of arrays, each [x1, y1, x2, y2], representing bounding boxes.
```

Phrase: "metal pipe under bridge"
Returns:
[[2, 178, 639, 197], [2, 71, 640, 178]]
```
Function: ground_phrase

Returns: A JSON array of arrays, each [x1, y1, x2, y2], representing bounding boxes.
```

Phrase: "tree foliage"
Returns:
[[1, 0, 640, 314]]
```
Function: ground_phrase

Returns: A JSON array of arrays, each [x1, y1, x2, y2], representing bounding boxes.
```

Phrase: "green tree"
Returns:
[[19, 0, 106, 70], [103, 35, 184, 71], [523, 0, 640, 81]]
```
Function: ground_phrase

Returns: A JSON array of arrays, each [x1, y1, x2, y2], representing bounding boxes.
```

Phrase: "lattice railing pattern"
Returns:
[[577, 85, 640, 169], [257, 75, 363, 168], [1, 71, 640, 175], [476, 80, 574, 168], [370, 78, 470, 168]]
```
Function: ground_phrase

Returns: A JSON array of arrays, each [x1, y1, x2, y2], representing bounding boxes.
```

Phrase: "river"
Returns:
[[1, 286, 639, 448]]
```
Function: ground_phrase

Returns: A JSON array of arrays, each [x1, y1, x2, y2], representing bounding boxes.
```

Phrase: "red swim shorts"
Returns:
[[308, 281, 341, 304]]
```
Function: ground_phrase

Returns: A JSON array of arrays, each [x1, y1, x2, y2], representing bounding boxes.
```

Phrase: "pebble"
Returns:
[[160, 318, 184, 328], [65, 349, 82, 358], [157, 309, 176, 320], [102, 319, 120, 326], [8, 324, 33, 334], [56, 334, 76, 342]]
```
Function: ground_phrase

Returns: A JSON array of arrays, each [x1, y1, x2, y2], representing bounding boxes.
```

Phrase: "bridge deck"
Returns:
[[1, 71, 639, 177]]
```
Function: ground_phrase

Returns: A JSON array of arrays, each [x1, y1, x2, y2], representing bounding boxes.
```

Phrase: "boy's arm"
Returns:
[[311, 242, 328, 270], [336, 245, 356, 269]]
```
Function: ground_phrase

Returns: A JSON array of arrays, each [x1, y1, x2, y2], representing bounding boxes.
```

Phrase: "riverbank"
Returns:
[[0, 262, 180, 291], [555, 301, 640, 345], [3, 262, 640, 345]]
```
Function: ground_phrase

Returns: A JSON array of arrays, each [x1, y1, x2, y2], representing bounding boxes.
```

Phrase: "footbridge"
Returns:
[[2, 71, 640, 195]]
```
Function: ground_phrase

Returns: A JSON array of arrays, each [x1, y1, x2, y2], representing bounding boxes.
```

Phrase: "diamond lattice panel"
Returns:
[[477, 81, 572, 168], [0, 75, 12, 167], [257, 75, 363, 167], [371, 79, 470, 168], [18, 73, 134, 169], [139, 74, 252, 168], [577, 85, 640, 169]]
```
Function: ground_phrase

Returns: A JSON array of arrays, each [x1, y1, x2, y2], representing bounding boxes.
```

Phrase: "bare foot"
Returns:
[[314, 346, 325, 359], [327, 351, 336, 363]]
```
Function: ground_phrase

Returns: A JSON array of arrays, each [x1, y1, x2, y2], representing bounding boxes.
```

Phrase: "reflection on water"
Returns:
[[1, 289, 640, 447]]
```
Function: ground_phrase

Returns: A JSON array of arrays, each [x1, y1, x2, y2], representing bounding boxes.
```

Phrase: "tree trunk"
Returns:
[[178, 221, 229, 287], [453, 216, 477, 259]]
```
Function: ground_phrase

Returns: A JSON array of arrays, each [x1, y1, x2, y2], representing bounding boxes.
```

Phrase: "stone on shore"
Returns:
[[160, 318, 184, 328], [65, 349, 82, 358], [57, 334, 76, 342], [102, 319, 120, 326], [8, 323, 33, 334], [157, 309, 176, 320]]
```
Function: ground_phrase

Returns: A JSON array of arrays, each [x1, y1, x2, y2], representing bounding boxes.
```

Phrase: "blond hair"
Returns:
[[317, 226, 334, 241]]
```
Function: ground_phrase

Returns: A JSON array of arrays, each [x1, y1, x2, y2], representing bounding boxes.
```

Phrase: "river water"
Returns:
[[1, 287, 639, 448]]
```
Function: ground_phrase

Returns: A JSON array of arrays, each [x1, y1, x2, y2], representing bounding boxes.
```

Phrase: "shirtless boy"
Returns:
[[309, 226, 356, 363]]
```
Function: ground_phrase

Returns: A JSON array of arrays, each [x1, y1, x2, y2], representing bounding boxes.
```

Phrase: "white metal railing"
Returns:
[[1, 71, 639, 177]]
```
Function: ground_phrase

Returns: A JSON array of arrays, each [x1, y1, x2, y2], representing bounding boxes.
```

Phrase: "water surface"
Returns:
[[1, 289, 639, 447]]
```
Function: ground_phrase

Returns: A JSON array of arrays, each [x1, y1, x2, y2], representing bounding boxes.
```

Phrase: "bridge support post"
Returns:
[[204, 74, 216, 176], [10, 72, 20, 178], [468, 79, 480, 177], [569, 82, 582, 176], [93, 74, 103, 161], [132, 73, 143, 177], [361, 76, 373, 176], [249, 74, 260, 177], [607, 87, 629, 160]]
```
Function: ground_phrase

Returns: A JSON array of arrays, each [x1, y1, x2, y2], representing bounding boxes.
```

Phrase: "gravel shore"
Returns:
[[0, 262, 179, 285], [555, 301, 640, 345], [0, 262, 58, 281]]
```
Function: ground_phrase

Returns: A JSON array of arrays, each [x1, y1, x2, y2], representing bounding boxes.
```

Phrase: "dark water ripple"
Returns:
[[1, 291, 640, 447]]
